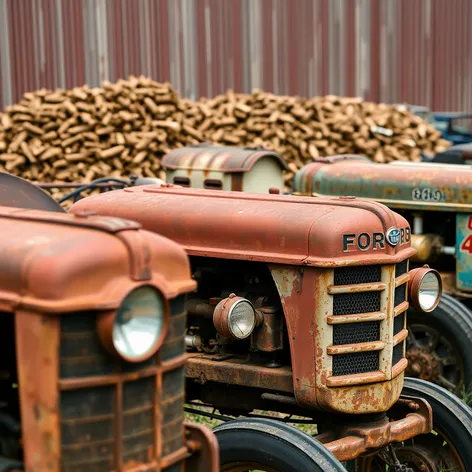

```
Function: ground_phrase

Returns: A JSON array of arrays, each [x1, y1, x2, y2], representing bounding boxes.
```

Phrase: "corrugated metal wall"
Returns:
[[0, 0, 471, 111]]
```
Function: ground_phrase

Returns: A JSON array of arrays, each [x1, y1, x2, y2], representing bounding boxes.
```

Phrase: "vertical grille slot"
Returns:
[[395, 260, 409, 277], [393, 342, 404, 366], [123, 377, 155, 464], [394, 312, 405, 336], [161, 367, 185, 457], [394, 283, 407, 307]]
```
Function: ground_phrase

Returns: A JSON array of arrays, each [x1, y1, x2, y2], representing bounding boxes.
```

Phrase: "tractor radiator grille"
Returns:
[[330, 260, 410, 380], [59, 295, 187, 472], [331, 265, 382, 377]]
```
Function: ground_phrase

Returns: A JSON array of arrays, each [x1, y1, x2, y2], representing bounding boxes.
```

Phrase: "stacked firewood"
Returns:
[[0, 76, 450, 195]]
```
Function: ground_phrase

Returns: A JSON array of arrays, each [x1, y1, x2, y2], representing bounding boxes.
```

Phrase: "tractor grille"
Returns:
[[59, 295, 187, 472], [331, 265, 382, 377], [330, 260, 410, 380], [392, 261, 409, 368]]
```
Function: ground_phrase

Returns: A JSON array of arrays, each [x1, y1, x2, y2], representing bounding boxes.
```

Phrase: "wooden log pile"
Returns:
[[0, 76, 451, 196]]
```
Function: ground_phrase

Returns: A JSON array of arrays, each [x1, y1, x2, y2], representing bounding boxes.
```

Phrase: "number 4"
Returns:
[[461, 235, 472, 254]]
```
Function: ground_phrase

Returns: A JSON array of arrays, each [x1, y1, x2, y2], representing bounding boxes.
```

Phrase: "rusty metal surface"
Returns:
[[161, 144, 288, 173], [0, 205, 196, 313], [1, 211, 217, 471], [15, 311, 61, 471], [293, 157, 472, 213], [70, 186, 415, 267], [186, 355, 294, 393], [268, 264, 409, 414], [184, 422, 220, 472], [0, 172, 66, 213], [322, 395, 433, 462], [0, 1, 471, 112]]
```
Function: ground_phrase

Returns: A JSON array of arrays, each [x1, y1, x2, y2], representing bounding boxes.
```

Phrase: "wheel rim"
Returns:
[[221, 462, 280, 472], [357, 428, 466, 471], [405, 323, 464, 394]]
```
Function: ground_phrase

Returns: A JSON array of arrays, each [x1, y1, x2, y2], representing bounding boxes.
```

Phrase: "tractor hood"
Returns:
[[0, 206, 194, 313], [293, 156, 472, 213], [70, 186, 414, 267]]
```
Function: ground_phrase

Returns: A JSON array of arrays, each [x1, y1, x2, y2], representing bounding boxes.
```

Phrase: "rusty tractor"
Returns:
[[0, 172, 221, 472], [293, 155, 472, 400], [150, 144, 472, 400], [61, 175, 472, 471]]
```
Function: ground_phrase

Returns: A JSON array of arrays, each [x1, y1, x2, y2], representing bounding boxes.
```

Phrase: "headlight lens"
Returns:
[[227, 299, 256, 339], [408, 266, 442, 313], [418, 272, 441, 311], [112, 286, 166, 361], [213, 295, 256, 340]]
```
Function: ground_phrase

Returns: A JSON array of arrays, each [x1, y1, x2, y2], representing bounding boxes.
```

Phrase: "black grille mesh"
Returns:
[[393, 342, 404, 366], [334, 265, 382, 285], [394, 313, 405, 336], [332, 351, 379, 376], [394, 284, 407, 307], [123, 378, 155, 464], [161, 367, 185, 457], [333, 321, 380, 345], [395, 260, 409, 277], [333, 291, 381, 315], [60, 386, 115, 471]]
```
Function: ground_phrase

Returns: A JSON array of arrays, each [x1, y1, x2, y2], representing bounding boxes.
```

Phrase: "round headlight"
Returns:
[[418, 271, 441, 311], [408, 267, 442, 313], [98, 286, 167, 362], [213, 295, 256, 340]]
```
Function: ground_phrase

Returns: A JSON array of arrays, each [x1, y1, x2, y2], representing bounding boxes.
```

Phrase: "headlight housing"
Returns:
[[97, 286, 168, 362], [213, 294, 256, 340], [408, 266, 443, 313]]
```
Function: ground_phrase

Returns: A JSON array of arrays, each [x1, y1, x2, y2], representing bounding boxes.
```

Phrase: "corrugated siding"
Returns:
[[0, 0, 471, 111]]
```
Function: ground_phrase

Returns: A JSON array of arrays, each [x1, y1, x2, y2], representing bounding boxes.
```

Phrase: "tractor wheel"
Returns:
[[357, 377, 472, 471], [406, 292, 472, 397], [213, 417, 345, 472]]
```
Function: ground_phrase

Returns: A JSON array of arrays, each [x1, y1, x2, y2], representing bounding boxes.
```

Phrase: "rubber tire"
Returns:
[[214, 417, 345, 472], [402, 377, 472, 470], [407, 292, 472, 393]]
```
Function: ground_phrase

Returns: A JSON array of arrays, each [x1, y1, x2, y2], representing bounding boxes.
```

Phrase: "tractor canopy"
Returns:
[[293, 156, 472, 213]]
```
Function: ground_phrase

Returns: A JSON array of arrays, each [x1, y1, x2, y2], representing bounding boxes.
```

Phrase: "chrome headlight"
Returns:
[[213, 294, 256, 340], [98, 286, 167, 362], [408, 266, 442, 313]]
